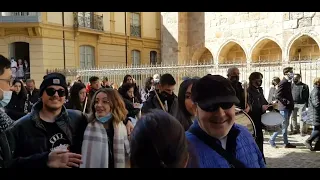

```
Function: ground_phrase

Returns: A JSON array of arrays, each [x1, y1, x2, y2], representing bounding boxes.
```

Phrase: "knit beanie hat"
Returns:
[[39, 73, 68, 97]]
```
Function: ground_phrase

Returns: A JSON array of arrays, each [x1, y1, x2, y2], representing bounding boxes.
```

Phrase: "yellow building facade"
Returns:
[[0, 12, 161, 85]]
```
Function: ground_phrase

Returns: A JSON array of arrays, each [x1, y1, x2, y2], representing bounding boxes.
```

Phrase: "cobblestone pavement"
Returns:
[[263, 132, 320, 168]]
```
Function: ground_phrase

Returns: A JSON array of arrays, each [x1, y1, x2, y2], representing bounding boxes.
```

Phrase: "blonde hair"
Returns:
[[88, 88, 128, 126], [314, 77, 320, 86]]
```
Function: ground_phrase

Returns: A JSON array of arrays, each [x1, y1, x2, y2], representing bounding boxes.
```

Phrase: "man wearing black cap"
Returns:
[[0, 73, 88, 168], [186, 74, 265, 168]]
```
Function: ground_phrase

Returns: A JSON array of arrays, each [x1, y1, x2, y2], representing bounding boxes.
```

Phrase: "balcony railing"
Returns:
[[130, 24, 141, 37], [74, 13, 104, 31], [0, 12, 41, 22]]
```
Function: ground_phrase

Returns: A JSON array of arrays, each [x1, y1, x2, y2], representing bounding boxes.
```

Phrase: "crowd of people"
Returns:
[[10, 57, 30, 81], [0, 53, 319, 168]]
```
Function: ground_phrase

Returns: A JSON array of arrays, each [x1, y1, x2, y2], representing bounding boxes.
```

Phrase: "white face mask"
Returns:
[[288, 72, 294, 80], [0, 88, 12, 107]]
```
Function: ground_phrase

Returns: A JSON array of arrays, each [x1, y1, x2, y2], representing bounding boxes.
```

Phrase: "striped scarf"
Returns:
[[80, 120, 130, 168]]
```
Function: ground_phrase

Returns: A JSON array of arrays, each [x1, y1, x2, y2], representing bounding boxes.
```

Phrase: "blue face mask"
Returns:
[[95, 113, 112, 123], [0, 88, 12, 108]]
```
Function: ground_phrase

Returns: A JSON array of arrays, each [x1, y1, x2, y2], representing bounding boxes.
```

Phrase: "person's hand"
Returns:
[[47, 150, 82, 168], [126, 120, 134, 136], [262, 105, 271, 111]]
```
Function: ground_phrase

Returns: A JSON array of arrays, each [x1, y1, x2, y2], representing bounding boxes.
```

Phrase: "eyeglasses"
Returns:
[[45, 88, 66, 97], [0, 78, 13, 86], [200, 103, 234, 112]]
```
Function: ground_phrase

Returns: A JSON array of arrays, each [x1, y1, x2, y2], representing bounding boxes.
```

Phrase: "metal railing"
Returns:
[[130, 24, 141, 37], [74, 12, 104, 31], [47, 60, 320, 98], [0, 12, 40, 22], [1, 12, 38, 16]]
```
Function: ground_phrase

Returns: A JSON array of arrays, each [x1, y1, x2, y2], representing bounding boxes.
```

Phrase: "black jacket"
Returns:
[[308, 85, 320, 126], [291, 82, 309, 107], [5, 93, 27, 120], [27, 89, 40, 112], [65, 101, 90, 114], [141, 93, 179, 118], [123, 98, 140, 119], [276, 78, 294, 111], [0, 101, 88, 168], [247, 86, 269, 128], [231, 81, 246, 109]]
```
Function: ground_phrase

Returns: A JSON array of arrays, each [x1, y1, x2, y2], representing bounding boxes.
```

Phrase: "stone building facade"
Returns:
[[161, 12, 320, 65]]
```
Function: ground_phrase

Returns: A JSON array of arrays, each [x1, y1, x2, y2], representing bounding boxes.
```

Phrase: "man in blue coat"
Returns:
[[186, 74, 265, 168]]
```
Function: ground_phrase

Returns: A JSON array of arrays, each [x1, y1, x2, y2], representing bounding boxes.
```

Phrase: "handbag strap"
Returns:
[[188, 125, 246, 168]]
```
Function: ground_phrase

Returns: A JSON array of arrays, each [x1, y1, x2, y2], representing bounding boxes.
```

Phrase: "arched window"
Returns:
[[80, 45, 95, 68]]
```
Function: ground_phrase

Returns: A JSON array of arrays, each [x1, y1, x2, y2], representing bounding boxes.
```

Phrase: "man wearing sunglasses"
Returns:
[[186, 74, 265, 168], [0, 73, 88, 168], [0, 55, 15, 133]]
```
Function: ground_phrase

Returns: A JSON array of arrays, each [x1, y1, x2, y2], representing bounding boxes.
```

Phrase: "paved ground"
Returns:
[[263, 132, 320, 168]]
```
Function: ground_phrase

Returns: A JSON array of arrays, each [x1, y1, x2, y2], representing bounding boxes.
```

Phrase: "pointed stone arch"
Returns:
[[217, 39, 248, 64], [286, 32, 320, 61], [251, 37, 282, 63], [191, 47, 214, 64]]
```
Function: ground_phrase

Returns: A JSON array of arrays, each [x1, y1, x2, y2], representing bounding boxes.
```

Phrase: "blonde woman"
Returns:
[[80, 88, 130, 168]]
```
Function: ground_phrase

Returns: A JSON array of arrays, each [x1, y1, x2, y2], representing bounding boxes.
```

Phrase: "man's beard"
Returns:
[[44, 97, 63, 111], [44, 103, 62, 111]]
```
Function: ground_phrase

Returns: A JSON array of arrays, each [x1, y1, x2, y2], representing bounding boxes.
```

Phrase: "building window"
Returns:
[[77, 12, 93, 28], [80, 45, 95, 68], [1, 12, 37, 16], [130, 12, 141, 37], [131, 50, 141, 66], [150, 51, 157, 65]]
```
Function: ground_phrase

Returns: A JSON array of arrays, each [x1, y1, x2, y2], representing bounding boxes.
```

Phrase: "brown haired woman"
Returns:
[[80, 88, 130, 168]]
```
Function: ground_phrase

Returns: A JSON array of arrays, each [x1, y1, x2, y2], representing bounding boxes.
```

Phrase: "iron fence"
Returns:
[[74, 12, 104, 31], [47, 60, 320, 98]]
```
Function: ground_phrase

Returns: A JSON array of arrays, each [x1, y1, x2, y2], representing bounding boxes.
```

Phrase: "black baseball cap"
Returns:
[[191, 74, 239, 111]]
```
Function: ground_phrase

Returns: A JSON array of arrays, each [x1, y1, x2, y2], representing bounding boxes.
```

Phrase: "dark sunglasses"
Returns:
[[45, 88, 66, 97], [200, 103, 234, 112]]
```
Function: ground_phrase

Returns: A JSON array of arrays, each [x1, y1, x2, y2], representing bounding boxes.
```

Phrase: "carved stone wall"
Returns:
[[161, 12, 320, 64]]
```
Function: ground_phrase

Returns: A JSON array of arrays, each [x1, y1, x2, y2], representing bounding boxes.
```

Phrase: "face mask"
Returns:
[[230, 76, 239, 83], [0, 88, 12, 108], [255, 80, 262, 87], [288, 73, 294, 80], [160, 91, 174, 100], [95, 113, 112, 124]]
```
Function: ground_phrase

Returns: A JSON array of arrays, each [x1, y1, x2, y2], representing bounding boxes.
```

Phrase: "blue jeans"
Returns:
[[270, 109, 292, 145]]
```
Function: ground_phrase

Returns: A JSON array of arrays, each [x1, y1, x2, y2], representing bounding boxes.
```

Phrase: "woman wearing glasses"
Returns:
[[0, 54, 15, 133]]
